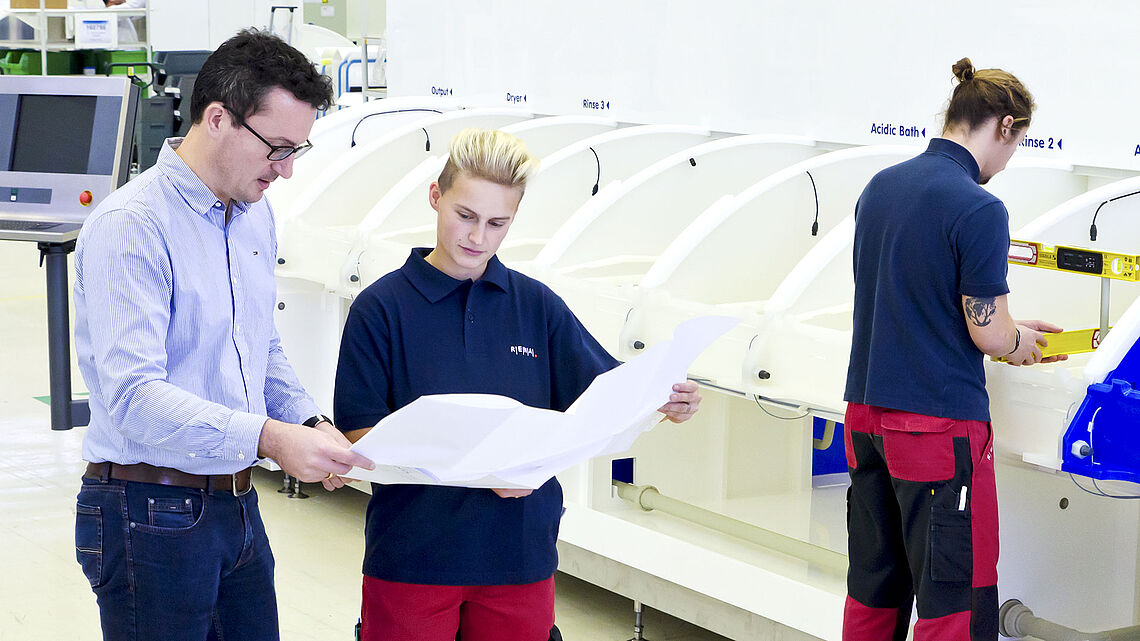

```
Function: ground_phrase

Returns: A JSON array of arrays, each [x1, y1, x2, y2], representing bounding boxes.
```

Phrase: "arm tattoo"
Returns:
[[964, 296, 997, 327]]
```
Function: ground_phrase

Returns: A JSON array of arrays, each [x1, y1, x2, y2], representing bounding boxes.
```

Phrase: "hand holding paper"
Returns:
[[346, 316, 739, 489]]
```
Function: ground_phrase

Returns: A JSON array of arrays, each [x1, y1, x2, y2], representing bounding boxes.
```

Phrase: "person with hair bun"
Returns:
[[841, 59, 1067, 640], [332, 128, 703, 641]]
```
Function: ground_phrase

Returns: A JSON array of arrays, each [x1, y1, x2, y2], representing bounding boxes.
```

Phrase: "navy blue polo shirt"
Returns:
[[333, 248, 619, 585], [844, 138, 1010, 422]]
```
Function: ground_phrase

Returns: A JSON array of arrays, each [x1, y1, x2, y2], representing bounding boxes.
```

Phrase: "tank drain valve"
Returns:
[[1071, 440, 1092, 458]]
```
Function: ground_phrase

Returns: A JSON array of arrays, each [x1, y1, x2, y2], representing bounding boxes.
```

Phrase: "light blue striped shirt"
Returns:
[[74, 139, 321, 474]]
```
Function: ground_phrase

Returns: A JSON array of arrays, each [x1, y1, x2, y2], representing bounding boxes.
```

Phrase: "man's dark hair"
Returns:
[[190, 29, 334, 125]]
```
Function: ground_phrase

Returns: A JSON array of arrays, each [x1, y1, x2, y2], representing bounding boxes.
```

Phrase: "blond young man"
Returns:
[[333, 129, 702, 641]]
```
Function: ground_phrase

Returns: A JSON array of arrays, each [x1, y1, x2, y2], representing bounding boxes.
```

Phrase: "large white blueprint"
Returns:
[[345, 315, 739, 489]]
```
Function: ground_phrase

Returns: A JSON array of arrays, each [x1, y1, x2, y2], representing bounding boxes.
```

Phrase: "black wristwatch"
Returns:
[[302, 414, 333, 428]]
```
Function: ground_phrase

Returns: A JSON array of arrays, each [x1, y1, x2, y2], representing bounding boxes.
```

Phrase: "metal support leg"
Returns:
[[288, 477, 309, 499], [39, 241, 87, 430], [628, 600, 648, 641], [1100, 277, 1111, 342], [278, 473, 294, 494]]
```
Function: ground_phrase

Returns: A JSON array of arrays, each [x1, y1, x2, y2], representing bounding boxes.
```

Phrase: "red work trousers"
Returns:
[[359, 574, 555, 641], [842, 403, 999, 641]]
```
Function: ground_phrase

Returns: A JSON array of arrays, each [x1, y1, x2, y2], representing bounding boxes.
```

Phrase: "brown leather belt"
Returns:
[[85, 462, 253, 496]]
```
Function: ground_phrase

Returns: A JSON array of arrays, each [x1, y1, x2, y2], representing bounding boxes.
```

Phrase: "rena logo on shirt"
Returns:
[[509, 345, 539, 359]]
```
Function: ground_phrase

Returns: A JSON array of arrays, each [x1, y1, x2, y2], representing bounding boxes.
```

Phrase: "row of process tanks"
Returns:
[[265, 98, 1140, 639]]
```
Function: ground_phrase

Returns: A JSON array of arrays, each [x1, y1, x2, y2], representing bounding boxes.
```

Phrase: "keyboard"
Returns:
[[0, 218, 81, 243], [0, 219, 61, 232]]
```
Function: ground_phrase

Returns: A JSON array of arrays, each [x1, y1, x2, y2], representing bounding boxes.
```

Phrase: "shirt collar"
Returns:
[[925, 138, 982, 184], [401, 247, 510, 303], [157, 138, 252, 222]]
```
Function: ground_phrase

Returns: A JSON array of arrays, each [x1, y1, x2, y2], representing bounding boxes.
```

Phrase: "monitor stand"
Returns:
[[1, 222, 90, 430], [37, 240, 90, 430]]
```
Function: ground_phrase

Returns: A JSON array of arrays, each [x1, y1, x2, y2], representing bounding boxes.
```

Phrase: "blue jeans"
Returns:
[[75, 476, 279, 641]]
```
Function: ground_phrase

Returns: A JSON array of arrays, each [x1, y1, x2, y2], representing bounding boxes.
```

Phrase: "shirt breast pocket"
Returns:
[[237, 247, 278, 336]]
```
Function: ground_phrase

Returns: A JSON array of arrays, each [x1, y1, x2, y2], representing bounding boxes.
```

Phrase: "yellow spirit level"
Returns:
[[1008, 240, 1140, 282], [993, 327, 1108, 362]]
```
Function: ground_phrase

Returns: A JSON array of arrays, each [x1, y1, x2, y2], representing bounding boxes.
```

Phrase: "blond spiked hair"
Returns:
[[437, 128, 540, 194]]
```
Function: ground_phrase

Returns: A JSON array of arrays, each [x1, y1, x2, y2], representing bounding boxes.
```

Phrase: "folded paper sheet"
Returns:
[[346, 315, 740, 488]]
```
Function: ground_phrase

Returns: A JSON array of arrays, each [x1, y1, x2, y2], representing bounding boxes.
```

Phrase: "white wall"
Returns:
[[345, 0, 384, 41], [150, 0, 303, 51], [387, 0, 1140, 171]]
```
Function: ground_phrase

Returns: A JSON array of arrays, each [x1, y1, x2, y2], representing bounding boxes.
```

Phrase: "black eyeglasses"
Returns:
[[225, 106, 312, 161]]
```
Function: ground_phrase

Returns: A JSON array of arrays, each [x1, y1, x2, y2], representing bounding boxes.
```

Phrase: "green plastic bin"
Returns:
[[0, 49, 79, 75], [89, 49, 149, 76]]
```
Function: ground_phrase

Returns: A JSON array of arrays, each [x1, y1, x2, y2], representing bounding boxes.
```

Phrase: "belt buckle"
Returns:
[[232, 471, 252, 498]]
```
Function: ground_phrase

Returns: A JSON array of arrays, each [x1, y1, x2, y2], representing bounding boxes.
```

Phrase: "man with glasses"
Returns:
[[72, 29, 373, 641], [225, 105, 314, 161]]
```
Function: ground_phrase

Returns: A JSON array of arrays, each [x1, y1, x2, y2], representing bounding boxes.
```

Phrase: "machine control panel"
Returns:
[[0, 75, 136, 227], [4, 186, 51, 204]]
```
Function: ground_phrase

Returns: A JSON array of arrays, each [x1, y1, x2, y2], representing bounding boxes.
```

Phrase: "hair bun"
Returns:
[[952, 57, 975, 82]]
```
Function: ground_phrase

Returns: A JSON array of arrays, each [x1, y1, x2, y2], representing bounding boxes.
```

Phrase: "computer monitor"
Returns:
[[0, 75, 138, 226]]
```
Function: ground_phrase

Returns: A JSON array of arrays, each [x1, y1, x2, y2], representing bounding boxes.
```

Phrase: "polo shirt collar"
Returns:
[[401, 248, 510, 303], [480, 253, 510, 291], [158, 138, 252, 222], [926, 138, 981, 184]]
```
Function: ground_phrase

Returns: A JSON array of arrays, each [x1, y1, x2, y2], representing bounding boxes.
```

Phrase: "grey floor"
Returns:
[[0, 240, 729, 640]]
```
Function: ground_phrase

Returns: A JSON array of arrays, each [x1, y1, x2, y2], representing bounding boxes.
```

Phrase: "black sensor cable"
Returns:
[[349, 108, 443, 148], [588, 147, 601, 196], [807, 170, 820, 236], [1090, 189, 1140, 242]]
